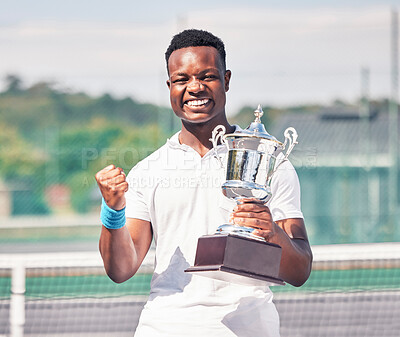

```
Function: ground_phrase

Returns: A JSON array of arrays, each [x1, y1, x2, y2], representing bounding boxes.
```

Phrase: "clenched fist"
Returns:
[[95, 165, 128, 210]]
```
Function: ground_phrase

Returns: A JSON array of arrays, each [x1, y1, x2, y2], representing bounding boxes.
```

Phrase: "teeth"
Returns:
[[186, 99, 209, 107]]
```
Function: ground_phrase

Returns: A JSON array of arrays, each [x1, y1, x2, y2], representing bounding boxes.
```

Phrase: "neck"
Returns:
[[179, 117, 234, 157]]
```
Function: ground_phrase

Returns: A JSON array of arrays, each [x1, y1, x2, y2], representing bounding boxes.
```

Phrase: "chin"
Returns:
[[184, 117, 212, 125], [178, 113, 212, 124]]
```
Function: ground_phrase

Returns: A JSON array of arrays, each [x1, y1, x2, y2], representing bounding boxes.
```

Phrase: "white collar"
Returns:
[[166, 125, 242, 152]]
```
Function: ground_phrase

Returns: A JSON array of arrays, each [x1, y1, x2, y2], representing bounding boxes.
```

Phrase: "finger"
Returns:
[[234, 203, 270, 213], [237, 198, 265, 204], [232, 216, 268, 229], [106, 167, 124, 177], [95, 165, 114, 182], [95, 165, 118, 182], [100, 167, 125, 181], [232, 211, 265, 219], [97, 164, 116, 175], [119, 181, 129, 193], [232, 215, 273, 228], [110, 181, 129, 193], [252, 229, 274, 241], [103, 182, 128, 195], [100, 175, 127, 191], [109, 174, 126, 185]]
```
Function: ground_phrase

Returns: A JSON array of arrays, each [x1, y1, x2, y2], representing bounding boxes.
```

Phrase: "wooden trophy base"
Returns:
[[185, 234, 285, 286]]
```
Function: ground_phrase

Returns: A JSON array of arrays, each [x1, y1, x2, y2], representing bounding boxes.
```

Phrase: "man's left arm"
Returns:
[[231, 202, 312, 286]]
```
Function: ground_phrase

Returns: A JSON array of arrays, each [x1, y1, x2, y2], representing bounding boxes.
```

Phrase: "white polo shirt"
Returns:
[[126, 130, 303, 337]]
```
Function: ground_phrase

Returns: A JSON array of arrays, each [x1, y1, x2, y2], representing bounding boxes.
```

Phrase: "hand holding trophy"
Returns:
[[185, 105, 298, 286]]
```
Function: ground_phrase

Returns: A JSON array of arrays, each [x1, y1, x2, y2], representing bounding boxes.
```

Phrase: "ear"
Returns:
[[166, 79, 171, 90], [224, 70, 231, 92]]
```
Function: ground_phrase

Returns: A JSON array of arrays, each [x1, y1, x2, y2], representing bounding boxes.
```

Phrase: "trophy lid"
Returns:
[[225, 104, 282, 145]]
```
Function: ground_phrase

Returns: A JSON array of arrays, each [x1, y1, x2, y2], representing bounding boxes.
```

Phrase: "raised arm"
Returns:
[[95, 165, 153, 283]]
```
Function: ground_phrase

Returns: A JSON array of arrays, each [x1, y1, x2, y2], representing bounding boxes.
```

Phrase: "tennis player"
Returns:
[[95, 29, 312, 337]]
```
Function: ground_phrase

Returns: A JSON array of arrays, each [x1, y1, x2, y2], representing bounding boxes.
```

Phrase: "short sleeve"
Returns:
[[125, 165, 151, 222], [268, 158, 303, 222]]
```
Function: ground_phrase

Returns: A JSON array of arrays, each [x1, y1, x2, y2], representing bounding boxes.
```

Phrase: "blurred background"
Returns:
[[1, 1, 400, 336]]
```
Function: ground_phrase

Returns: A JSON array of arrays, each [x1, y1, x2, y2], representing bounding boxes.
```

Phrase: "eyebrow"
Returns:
[[170, 68, 221, 78], [171, 72, 188, 78], [199, 68, 220, 74]]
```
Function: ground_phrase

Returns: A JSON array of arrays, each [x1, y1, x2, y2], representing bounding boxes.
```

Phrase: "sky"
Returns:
[[1, 0, 399, 115]]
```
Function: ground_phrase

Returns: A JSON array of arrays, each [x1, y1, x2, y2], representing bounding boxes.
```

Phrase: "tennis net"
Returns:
[[1, 242, 399, 337]]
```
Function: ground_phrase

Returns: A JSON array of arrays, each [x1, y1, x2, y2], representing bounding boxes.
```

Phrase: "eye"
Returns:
[[203, 74, 218, 81], [172, 77, 187, 84]]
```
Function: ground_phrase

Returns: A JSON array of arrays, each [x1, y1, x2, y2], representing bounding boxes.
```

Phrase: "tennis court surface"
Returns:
[[1, 242, 399, 336]]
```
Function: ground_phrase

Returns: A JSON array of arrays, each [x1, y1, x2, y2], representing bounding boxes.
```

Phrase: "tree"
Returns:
[[4, 74, 23, 94]]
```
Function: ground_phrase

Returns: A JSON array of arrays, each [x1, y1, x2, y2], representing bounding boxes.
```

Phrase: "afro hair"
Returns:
[[165, 29, 226, 73]]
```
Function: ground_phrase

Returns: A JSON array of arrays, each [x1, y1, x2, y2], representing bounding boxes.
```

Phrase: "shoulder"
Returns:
[[273, 154, 299, 185], [127, 143, 169, 178], [268, 155, 303, 221]]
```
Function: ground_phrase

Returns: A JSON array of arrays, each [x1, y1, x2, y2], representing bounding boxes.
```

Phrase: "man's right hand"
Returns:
[[95, 164, 128, 210]]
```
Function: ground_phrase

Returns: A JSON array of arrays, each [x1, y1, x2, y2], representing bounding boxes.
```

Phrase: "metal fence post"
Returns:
[[10, 262, 25, 337]]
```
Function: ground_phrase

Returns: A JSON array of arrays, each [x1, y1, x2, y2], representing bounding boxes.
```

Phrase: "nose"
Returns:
[[187, 78, 204, 93]]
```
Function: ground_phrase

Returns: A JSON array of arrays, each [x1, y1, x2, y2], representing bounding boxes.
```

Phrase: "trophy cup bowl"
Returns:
[[185, 105, 298, 286]]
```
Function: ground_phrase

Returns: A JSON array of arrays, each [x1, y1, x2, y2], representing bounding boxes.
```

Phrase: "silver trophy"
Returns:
[[210, 104, 298, 241], [185, 105, 298, 285]]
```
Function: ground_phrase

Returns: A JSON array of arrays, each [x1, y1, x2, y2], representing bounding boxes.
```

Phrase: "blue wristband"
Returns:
[[100, 198, 126, 229]]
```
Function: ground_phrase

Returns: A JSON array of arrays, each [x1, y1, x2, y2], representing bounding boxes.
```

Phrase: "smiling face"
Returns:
[[167, 46, 231, 126]]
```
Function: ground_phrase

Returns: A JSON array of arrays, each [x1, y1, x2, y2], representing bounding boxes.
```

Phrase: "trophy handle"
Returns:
[[282, 127, 298, 160], [270, 127, 298, 177], [209, 125, 226, 167]]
